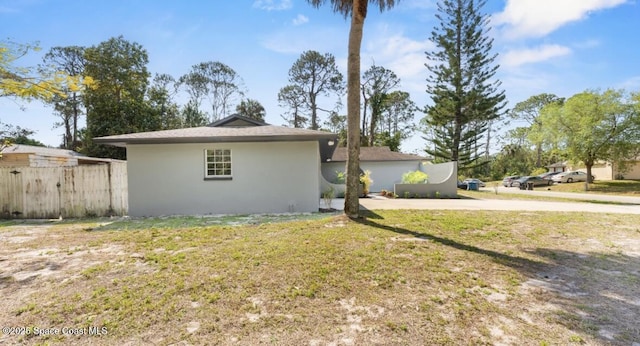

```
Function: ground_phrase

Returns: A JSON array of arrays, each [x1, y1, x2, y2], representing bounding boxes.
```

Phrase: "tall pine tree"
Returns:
[[423, 0, 506, 172]]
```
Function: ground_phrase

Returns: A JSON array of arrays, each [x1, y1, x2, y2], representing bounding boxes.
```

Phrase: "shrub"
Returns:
[[530, 167, 547, 176], [322, 186, 335, 209], [402, 171, 429, 184], [335, 171, 346, 184], [360, 170, 373, 195]]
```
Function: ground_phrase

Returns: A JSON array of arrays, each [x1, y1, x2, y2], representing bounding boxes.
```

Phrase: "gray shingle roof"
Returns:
[[330, 146, 426, 162], [93, 125, 337, 147]]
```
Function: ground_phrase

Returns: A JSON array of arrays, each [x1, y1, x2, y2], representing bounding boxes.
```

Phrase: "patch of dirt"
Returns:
[[516, 232, 640, 344], [0, 223, 126, 345], [1, 218, 639, 345]]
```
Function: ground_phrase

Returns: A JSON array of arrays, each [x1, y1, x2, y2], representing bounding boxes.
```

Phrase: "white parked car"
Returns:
[[551, 171, 594, 183]]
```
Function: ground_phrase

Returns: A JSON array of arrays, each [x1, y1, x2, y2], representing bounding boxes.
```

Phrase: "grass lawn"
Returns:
[[1, 211, 639, 345], [548, 180, 640, 195], [483, 179, 640, 195]]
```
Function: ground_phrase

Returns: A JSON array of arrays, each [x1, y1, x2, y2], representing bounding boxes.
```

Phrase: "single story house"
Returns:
[[576, 159, 640, 180], [548, 159, 640, 180], [0, 144, 119, 167], [321, 146, 429, 192], [94, 114, 338, 217], [546, 161, 568, 173]]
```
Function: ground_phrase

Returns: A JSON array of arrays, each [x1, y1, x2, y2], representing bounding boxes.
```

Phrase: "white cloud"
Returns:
[[501, 44, 572, 68], [292, 14, 309, 26], [252, 0, 292, 11], [494, 0, 629, 39], [362, 30, 434, 82]]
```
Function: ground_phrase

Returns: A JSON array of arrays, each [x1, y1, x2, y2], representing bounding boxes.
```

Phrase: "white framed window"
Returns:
[[204, 149, 232, 179]]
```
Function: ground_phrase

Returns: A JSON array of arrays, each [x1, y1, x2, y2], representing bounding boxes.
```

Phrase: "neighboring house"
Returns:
[[574, 159, 640, 181], [546, 159, 640, 180], [0, 144, 118, 167], [546, 161, 568, 173], [94, 114, 338, 217], [321, 146, 429, 192]]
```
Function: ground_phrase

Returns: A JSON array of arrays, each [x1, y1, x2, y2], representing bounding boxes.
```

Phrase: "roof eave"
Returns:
[[93, 134, 338, 147], [329, 158, 425, 163]]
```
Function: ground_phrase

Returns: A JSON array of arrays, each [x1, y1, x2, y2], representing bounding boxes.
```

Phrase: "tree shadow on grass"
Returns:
[[355, 210, 542, 272], [356, 209, 640, 345], [522, 248, 640, 345]]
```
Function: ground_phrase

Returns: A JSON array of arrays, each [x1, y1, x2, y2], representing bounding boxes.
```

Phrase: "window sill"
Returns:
[[204, 177, 233, 181]]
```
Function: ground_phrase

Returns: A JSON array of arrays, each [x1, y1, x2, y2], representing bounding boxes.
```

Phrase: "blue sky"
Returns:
[[2, 0, 639, 153]]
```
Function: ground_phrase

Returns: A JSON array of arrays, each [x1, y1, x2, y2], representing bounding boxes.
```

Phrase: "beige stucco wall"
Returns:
[[573, 161, 640, 181], [590, 163, 613, 180], [126, 141, 320, 217], [615, 161, 640, 180]]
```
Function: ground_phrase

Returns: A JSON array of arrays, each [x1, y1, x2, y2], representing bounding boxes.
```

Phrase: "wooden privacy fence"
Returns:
[[0, 163, 127, 219]]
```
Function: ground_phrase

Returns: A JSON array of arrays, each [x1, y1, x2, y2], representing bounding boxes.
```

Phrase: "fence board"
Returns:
[[0, 163, 127, 219]]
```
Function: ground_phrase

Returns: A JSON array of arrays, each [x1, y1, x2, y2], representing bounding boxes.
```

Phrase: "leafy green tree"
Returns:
[[306, 0, 398, 218], [361, 64, 399, 146], [236, 98, 266, 122], [323, 112, 347, 146], [422, 0, 506, 171], [283, 50, 344, 130], [489, 144, 535, 180], [1, 122, 44, 154], [42, 46, 88, 149], [181, 100, 209, 127], [147, 73, 182, 130], [278, 84, 308, 128], [378, 90, 416, 150], [509, 93, 563, 167], [489, 127, 536, 178], [179, 61, 245, 122], [83, 36, 151, 159], [540, 89, 640, 187], [177, 67, 209, 120]]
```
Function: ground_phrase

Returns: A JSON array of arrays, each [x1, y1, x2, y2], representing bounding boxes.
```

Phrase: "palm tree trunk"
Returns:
[[344, 0, 367, 218]]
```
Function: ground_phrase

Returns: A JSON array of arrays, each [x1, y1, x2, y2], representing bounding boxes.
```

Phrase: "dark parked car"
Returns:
[[502, 175, 521, 187], [457, 180, 468, 189], [515, 175, 553, 189]]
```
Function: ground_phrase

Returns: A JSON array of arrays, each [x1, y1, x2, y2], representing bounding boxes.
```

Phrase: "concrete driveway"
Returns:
[[322, 190, 640, 215]]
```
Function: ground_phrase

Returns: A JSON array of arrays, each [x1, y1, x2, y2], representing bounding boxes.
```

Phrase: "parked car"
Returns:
[[515, 175, 553, 189], [502, 175, 521, 187], [538, 172, 561, 180], [463, 178, 486, 188], [551, 171, 595, 183], [457, 180, 468, 189]]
